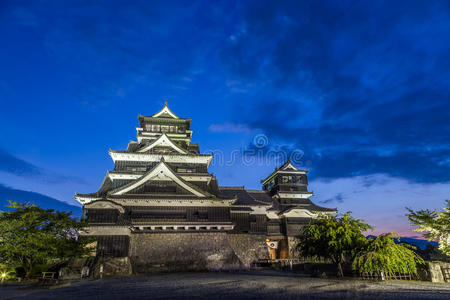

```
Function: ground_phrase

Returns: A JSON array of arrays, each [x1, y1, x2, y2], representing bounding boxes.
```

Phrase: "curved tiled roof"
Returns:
[[218, 187, 273, 206]]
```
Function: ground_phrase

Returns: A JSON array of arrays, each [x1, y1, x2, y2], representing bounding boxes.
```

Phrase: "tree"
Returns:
[[353, 233, 424, 278], [406, 200, 450, 256], [419, 244, 450, 262], [0, 264, 16, 282], [0, 201, 91, 278], [297, 212, 372, 277]]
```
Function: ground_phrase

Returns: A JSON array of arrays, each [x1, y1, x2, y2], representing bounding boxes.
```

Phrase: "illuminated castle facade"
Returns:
[[75, 103, 335, 272]]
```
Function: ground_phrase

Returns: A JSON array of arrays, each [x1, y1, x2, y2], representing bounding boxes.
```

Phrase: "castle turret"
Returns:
[[261, 160, 311, 205]]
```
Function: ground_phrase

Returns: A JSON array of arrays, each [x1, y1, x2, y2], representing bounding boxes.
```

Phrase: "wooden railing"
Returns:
[[41, 272, 56, 279], [360, 271, 414, 281]]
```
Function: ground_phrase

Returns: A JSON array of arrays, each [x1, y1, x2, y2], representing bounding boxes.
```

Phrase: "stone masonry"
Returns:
[[129, 232, 247, 273], [227, 233, 270, 265]]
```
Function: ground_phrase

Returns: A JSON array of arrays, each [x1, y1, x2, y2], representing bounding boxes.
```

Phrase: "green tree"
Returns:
[[0, 201, 91, 278], [297, 213, 372, 277], [353, 233, 425, 278], [406, 200, 450, 256], [0, 264, 16, 282]]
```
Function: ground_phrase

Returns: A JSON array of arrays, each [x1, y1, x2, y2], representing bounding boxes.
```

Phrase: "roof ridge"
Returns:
[[219, 186, 245, 190], [107, 161, 211, 197], [136, 133, 188, 154], [246, 190, 273, 204]]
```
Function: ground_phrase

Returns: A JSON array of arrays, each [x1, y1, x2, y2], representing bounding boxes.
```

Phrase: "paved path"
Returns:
[[1, 271, 449, 299]]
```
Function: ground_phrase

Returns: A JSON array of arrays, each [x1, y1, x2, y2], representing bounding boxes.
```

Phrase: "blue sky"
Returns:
[[0, 0, 449, 236]]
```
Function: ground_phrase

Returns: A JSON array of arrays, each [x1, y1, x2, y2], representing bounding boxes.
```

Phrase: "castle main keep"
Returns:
[[75, 103, 336, 272]]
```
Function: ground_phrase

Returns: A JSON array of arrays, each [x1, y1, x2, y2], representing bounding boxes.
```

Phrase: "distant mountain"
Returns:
[[398, 237, 438, 250], [366, 235, 438, 250], [0, 184, 81, 218]]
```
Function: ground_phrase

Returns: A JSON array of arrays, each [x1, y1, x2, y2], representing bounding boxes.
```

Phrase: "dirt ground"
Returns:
[[1, 271, 449, 300]]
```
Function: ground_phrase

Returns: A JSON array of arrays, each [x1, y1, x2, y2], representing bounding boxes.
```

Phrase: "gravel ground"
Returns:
[[1, 271, 449, 300]]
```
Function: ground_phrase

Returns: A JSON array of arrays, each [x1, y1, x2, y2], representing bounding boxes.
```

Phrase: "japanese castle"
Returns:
[[75, 103, 335, 272]]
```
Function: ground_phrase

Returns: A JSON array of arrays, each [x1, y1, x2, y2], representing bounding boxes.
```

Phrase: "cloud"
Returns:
[[1, 1, 448, 186], [310, 174, 450, 236], [251, 98, 449, 182], [218, 1, 450, 183], [0, 148, 87, 185], [0, 148, 41, 177], [320, 193, 344, 205], [1, 1, 228, 109], [209, 122, 251, 133]]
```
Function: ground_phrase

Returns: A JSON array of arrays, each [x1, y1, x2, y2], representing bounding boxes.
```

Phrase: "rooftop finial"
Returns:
[[164, 99, 168, 106]]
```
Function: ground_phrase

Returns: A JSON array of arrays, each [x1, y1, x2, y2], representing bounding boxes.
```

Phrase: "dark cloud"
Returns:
[[0, 1, 236, 108], [0, 148, 87, 185], [1, 0, 448, 185], [320, 193, 344, 205], [219, 1, 450, 183], [0, 148, 41, 177]]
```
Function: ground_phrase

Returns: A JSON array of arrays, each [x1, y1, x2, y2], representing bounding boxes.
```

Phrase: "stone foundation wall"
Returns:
[[288, 237, 301, 258], [93, 257, 133, 278], [60, 258, 88, 280], [227, 233, 270, 265], [129, 232, 243, 273], [428, 262, 450, 283]]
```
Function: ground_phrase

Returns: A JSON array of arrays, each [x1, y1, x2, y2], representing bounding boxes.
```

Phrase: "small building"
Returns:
[[75, 103, 336, 272]]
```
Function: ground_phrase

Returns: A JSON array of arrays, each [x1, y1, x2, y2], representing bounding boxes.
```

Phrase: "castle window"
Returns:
[[282, 176, 299, 183], [126, 166, 146, 172], [194, 210, 208, 219], [282, 176, 289, 183], [146, 124, 160, 132]]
